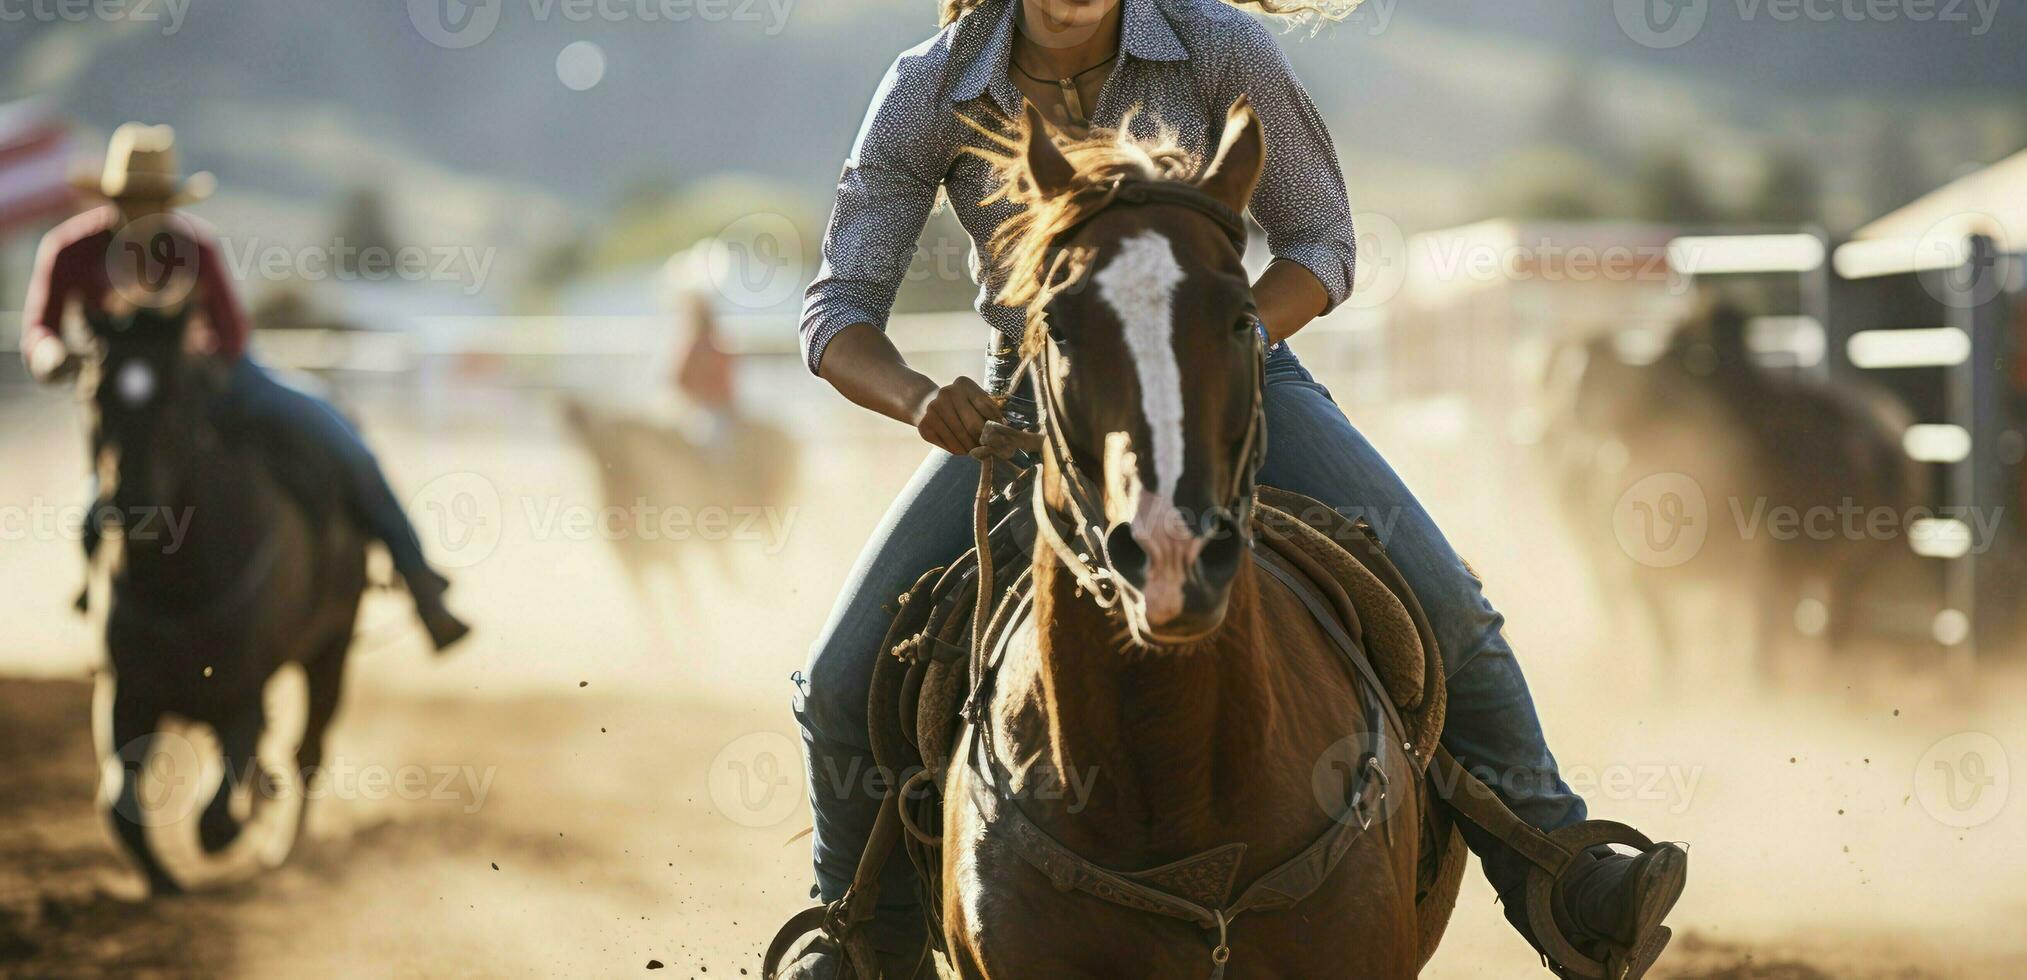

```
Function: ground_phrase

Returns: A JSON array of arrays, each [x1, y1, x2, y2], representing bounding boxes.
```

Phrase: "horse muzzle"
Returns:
[[1103, 498, 1249, 645]]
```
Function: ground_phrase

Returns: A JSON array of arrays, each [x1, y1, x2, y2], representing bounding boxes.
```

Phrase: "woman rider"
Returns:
[[791, 0, 1686, 973]]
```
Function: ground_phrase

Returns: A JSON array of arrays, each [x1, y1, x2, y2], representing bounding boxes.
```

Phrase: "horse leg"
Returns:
[[290, 638, 353, 853], [97, 680, 182, 896], [199, 694, 264, 854]]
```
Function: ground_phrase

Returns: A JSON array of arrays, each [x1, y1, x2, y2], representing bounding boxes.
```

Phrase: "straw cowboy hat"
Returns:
[[70, 123, 215, 205]]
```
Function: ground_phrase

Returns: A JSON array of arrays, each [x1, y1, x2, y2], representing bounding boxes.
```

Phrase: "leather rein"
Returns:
[[960, 180, 1393, 980]]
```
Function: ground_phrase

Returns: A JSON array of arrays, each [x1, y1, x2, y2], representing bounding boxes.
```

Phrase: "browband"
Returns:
[[1051, 179, 1248, 255]]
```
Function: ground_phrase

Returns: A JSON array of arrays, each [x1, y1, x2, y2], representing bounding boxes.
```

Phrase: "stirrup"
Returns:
[[763, 901, 852, 980], [1522, 820, 1659, 980], [763, 896, 926, 980]]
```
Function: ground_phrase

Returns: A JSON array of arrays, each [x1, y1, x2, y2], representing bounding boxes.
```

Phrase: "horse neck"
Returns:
[[1022, 553, 1278, 851], [115, 415, 271, 595]]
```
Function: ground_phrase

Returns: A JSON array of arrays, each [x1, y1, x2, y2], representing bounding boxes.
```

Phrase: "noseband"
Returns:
[[1017, 179, 1267, 625]]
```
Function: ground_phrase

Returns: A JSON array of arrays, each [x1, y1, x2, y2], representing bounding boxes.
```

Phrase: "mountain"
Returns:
[[3, 0, 2021, 309]]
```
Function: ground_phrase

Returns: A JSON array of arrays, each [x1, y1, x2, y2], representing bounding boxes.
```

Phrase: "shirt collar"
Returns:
[[952, 0, 1188, 114]]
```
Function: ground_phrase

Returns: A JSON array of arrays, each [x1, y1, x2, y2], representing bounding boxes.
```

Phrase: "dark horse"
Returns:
[[937, 101, 1449, 978], [82, 300, 366, 895], [1540, 305, 1922, 673]]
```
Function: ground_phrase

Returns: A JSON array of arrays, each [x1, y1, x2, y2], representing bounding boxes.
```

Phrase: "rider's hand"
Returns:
[[911, 376, 1002, 456], [26, 336, 78, 385]]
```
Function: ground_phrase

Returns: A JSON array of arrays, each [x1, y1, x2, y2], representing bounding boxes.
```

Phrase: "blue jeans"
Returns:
[[792, 344, 1585, 933], [216, 358, 433, 579]]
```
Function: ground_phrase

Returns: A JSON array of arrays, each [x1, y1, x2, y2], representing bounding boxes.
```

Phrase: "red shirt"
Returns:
[[20, 206, 248, 364]]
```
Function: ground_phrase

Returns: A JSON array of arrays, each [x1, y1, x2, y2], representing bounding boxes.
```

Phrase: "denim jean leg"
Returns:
[[223, 360, 434, 575], [1444, 646, 1588, 933], [1251, 345, 1587, 920], [793, 448, 981, 906]]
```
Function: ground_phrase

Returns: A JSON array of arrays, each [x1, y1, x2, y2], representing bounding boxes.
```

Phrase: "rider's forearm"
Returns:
[[815, 322, 939, 426], [1253, 259, 1331, 346]]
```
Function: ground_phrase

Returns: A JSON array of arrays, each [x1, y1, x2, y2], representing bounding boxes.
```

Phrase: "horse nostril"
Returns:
[[1103, 523, 1149, 585], [1197, 517, 1247, 586]]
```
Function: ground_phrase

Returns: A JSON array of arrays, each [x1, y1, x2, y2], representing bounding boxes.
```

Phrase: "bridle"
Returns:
[[1015, 178, 1268, 634]]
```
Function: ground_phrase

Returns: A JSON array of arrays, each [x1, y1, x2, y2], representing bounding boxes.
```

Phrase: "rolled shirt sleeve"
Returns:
[[194, 233, 250, 358], [1211, 19, 1357, 312], [799, 53, 948, 375], [19, 222, 69, 364]]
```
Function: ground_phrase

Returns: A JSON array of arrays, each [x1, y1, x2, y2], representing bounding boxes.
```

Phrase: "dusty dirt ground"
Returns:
[[3, 372, 2025, 978]]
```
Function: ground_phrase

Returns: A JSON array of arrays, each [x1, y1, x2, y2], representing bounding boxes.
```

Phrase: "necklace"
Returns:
[[1011, 50, 1118, 128]]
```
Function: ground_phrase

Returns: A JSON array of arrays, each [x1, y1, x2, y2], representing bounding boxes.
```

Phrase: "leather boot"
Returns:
[[1549, 842, 1687, 978], [770, 904, 929, 980], [406, 568, 472, 653]]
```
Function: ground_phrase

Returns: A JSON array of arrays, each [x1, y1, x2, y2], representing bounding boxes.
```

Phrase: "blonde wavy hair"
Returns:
[[939, 0, 1362, 27]]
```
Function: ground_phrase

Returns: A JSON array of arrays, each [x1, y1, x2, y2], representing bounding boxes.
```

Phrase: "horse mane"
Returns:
[[959, 110, 1200, 357], [937, 0, 1365, 29]]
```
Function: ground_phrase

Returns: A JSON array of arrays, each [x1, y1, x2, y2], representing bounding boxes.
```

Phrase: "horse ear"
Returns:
[[1023, 102, 1076, 196], [1198, 95, 1264, 214]]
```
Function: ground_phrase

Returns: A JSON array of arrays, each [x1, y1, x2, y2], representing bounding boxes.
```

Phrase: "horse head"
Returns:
[[985, 97, 1269, 647], [83, 299, 218, 517]]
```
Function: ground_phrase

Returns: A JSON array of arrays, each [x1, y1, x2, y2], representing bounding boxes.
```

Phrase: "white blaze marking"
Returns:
[[1094, 230, 1186, 502], [116, 362, 156, 406]]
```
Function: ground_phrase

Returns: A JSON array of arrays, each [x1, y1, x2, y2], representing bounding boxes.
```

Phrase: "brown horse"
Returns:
[[938, 101, 1441, 978], [82, 301, 366, 895], [558, 395, 798, 618]]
